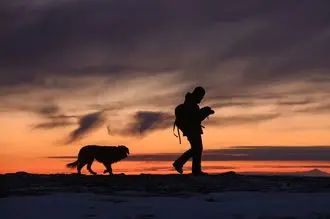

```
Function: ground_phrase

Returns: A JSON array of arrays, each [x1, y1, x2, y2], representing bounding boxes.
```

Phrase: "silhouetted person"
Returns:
[[172, 86, 215, 176]]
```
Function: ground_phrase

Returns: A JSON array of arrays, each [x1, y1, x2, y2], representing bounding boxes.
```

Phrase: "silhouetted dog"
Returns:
[[66, 145, 130, 175]]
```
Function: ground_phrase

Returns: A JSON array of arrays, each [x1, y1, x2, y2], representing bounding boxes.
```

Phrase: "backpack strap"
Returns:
[[173, 121, 177, 136], [173, 121, 182, 144]]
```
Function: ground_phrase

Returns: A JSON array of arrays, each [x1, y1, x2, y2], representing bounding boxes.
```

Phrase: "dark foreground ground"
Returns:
[[1, 171, 330, 198]]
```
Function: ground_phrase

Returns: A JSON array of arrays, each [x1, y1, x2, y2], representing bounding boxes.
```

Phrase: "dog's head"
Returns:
[[117, 145, 130, 158]]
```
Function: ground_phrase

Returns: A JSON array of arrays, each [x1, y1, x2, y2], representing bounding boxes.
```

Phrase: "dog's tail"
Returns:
[[66, 160, 78, 169]]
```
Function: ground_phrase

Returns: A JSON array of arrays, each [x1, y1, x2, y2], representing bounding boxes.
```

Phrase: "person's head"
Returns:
[[191, 86, 205, 104]]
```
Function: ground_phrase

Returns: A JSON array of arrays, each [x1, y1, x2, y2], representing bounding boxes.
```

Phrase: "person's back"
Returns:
[[181, 92, 203, 136]]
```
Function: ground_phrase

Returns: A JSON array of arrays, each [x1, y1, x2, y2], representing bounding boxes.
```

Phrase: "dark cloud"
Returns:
[[1, 0, 329, 93], [0, 101, 79, 129], [1, 0, 330, 137], [33, 121, 75, 129], [105, 111, 281, 137], [35, 104, 77, 120], [37, 104, 60, 116], [65, 111, 106, 144], [106, 110, 280, 137], [30, 103, 78, 129], [48, 146, 330, 162], [109, 111, 173, 136]]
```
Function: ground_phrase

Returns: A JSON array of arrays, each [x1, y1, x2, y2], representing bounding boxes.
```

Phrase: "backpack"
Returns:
[[173, 104, 211, 144], [173, 104, 187, 144]]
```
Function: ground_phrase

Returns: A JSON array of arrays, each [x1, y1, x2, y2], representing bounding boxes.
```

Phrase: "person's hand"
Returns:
[[202, 106, 215, 116]]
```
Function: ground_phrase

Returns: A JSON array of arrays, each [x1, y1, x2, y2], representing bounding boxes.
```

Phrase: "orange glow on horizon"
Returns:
[[1, 100, 330, 175], [1, 155, 329, 175]]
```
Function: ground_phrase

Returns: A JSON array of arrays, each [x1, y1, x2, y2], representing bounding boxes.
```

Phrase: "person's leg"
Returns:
[[173, 149, 192, 174], [188, 135, 204, 175]]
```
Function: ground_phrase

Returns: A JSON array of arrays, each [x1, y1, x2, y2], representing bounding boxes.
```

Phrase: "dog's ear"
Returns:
[[124, 146, 130, 155]]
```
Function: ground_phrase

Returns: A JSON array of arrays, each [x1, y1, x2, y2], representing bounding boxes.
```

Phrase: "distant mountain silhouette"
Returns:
[[293, 169, 329, 177]]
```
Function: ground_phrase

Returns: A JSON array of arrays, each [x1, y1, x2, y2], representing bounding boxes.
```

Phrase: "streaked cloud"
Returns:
[[1, 0, 330, 140], [65, 111, 106, 144], [1, 0, 329, 93], [33, 121, 75, 129], [110, 111, 173, 136]]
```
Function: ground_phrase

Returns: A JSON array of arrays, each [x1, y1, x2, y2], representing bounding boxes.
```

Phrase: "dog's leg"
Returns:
[[103, 163, 113, 175], [87, 161, 97, 175], [77, 161, 85, 175]]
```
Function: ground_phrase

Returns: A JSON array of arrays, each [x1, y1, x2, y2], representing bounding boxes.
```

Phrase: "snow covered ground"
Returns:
[[1, 172, 330, 219], [2, 191, 330, 219]]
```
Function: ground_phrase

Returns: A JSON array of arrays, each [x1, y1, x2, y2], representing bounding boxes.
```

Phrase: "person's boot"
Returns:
[[172, 162, 183, 174]]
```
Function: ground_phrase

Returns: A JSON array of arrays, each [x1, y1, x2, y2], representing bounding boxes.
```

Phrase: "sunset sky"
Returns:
[[1, 0, 329, 174]]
